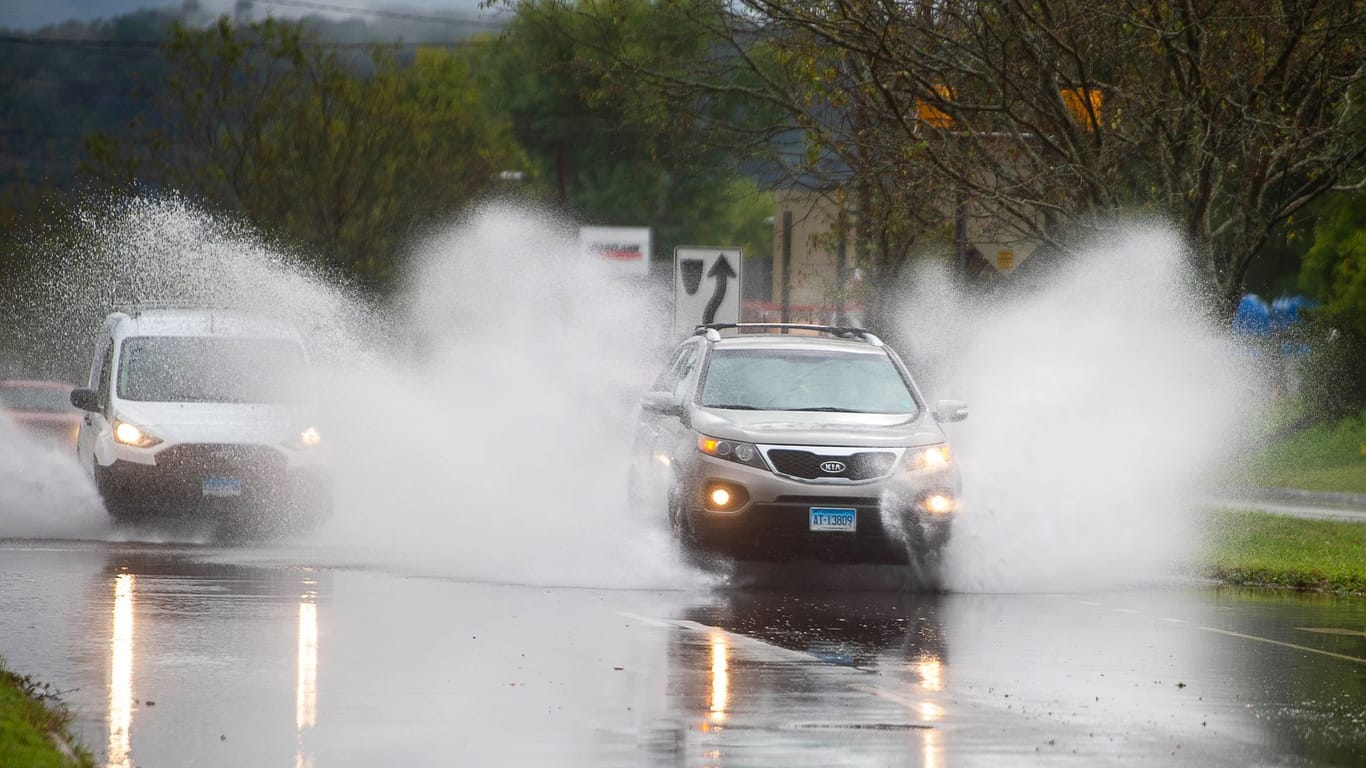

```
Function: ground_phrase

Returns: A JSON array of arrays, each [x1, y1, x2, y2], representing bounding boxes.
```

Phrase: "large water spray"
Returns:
[[2, 196, 1255, 593], [894, 227, 1254, 592]]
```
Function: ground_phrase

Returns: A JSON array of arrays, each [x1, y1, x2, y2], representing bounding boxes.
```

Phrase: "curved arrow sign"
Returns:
[[674, 246, 742, 336]]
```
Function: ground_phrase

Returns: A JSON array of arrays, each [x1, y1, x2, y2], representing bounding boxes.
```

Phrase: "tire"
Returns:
[[668, 482, 709, 569], [93, 463, 140, 524]]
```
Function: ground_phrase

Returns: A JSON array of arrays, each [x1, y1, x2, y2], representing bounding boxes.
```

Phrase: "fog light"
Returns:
[[923, 494, 954, 515], [703, 482, 748, 512]]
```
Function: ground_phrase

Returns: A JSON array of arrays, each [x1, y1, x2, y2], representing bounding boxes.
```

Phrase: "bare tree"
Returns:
[[567, 0, 1366, 314]]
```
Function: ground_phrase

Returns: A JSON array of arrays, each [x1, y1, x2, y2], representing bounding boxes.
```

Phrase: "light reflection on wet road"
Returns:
[[0, 539, 1362, 767]]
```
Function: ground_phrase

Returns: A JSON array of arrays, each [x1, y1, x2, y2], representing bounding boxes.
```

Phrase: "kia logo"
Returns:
[[820, 460, 846, 474]]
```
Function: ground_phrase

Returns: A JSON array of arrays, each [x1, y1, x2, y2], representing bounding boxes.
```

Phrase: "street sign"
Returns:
[[674, 246, 742, 337], [579, 226, 651, 276]]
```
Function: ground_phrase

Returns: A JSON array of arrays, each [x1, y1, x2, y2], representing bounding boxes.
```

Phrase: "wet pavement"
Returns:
[[0, 538, 1363, 767]]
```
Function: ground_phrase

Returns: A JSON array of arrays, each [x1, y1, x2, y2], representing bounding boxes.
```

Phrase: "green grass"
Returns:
[[1244, 405, 1366, 494], [0, 658, 94, 768], [1204, 509, 1366, 593]]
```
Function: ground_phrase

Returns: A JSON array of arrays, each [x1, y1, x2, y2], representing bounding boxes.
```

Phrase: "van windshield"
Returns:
[[699, 348, 918, 414], [117, 336, 310, 403]]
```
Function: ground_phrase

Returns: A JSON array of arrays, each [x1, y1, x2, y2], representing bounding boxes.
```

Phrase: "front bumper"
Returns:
[[96, 443, 331, 518], [679, 451, 957, 562]]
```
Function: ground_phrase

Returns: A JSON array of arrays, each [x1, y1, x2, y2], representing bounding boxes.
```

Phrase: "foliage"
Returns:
[[83, 17, 527, 290], [0, 10, 178, 222], [477, 0, 776, 267], [1204, 510, 1366, 594], [1302, 194, 1366, 337], [0, 658, 95, 768]]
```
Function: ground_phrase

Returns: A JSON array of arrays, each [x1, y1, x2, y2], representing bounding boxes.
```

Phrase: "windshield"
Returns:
[[0, 385, 74, 413], [117, 336, 311, 403], [699, 348, 918, 414]]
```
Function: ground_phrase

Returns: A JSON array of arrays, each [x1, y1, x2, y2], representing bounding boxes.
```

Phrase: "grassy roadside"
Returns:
[[1204, 509, 1366, 594], [0, 657, 94, 768], [1244, 405, 1366, 493]]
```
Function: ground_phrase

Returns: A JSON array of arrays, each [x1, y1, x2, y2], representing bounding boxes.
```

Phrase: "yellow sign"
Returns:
[[915, 85, 955, 129], [1061, 87, 1103, 129], [996, 249, 1014, 271]]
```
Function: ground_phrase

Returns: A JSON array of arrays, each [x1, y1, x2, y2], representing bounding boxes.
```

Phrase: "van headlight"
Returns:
[[113, 420, 162, 448], [288, 426, 323, 450], [905, 444, 951, 471]]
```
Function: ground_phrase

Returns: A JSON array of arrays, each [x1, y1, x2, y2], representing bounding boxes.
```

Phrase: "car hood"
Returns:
[[112, 401, 315, 444], [690, 407, 945, 448]]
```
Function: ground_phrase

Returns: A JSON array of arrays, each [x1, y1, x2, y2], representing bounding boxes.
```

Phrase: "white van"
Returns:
[[70, 309, 331, 526]]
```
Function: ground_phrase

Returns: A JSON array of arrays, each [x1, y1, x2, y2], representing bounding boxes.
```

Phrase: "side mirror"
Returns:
[[934, 399, 968, 423], [640, 391, 685, 418], [70, 387, 99, 413]]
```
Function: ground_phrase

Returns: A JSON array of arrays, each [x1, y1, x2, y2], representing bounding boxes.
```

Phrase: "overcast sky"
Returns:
[[5, 0, 494, 31]]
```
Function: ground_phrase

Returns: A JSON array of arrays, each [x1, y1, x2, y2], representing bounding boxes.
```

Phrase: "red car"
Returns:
[[0, 379, 82, 452]]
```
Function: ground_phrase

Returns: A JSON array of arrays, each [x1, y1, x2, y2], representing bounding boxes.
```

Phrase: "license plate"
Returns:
[[202, 477, 243, 498], [809, 507, 856, 532]]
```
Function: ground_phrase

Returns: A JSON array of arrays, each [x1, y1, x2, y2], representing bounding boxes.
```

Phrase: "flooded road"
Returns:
[[0, 538, 1362, 767]]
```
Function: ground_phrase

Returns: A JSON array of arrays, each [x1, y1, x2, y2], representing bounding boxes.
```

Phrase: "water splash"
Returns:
[[315, 203, 692, 588], [0, 418, 106, 539], [3, 194, 696, 588], [893, 226, 1253, 592]]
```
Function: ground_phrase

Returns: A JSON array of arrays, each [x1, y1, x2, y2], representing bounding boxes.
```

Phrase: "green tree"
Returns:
[[1302, 195, 1366, 337], [85, 17, 527, 289], [1297, 193, 1366, 418], [476, 0, 773, 268]]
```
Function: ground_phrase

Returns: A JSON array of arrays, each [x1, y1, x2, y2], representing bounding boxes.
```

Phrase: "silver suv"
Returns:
[[631, 324, 966, 564]]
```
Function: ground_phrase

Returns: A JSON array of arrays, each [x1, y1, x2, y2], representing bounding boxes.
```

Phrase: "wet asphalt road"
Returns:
[[0, 538, 1363, 767]]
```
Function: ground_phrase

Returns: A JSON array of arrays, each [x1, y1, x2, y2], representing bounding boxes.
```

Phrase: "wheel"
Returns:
[[93, 463, 140, 524], [668, 481, 709, 569]]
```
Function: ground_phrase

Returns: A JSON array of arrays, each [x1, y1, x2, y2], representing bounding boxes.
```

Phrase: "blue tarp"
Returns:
[[1233, 293, 1315, 336]]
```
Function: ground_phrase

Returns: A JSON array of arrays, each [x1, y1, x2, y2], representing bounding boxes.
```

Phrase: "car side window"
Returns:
[[651, 344, 698, 393], [96, 341, 114, 413], [672, 347, 700, 402]]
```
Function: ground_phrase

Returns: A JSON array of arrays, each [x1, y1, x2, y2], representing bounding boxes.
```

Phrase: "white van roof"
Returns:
[[108, 309, 303, 342]]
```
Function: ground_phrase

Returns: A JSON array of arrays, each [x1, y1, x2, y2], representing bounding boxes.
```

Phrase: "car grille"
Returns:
[[155, 443, 287, 482], [765, 449, 897, 481]]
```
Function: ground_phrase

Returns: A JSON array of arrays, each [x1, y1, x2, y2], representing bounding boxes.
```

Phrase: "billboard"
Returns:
[[578, 226, 651, 276]]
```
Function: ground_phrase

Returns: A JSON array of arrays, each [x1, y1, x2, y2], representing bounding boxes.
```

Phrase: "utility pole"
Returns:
[[780, 210, 793, 327]]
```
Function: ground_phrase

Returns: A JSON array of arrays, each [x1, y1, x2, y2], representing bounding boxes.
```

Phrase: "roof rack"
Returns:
[[693, 323, 884, 347]]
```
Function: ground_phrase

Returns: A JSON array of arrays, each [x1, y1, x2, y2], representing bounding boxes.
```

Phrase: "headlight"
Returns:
[[905, 443, 951, 471], [113, 420, 162, 448], [697, 435, 767, 469], [288, 426, 323, 450]]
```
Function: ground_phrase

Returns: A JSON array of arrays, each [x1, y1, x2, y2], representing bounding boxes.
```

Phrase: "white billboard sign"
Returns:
[[579, 226, 651, 276], [674, 246, 742, 337]]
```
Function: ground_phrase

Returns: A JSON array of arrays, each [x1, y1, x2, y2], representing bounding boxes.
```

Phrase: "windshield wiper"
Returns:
[[787, 406, 865, 413], [704, 404, 765, 410]]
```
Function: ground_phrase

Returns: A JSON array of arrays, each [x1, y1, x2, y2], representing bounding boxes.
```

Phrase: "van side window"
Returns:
[[96, 342, 114, 412]]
